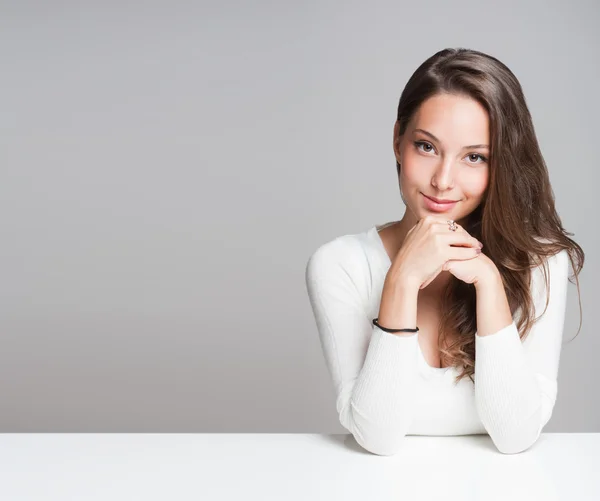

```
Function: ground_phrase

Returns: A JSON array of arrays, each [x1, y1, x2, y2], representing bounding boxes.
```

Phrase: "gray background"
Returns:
[[1, 0, 597, 432]]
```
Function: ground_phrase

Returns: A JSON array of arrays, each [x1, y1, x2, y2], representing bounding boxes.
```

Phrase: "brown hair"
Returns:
[[394, 48, 585, 384]]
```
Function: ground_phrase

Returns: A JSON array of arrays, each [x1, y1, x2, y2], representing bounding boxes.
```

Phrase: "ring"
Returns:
[[447, 220, 457, 231]]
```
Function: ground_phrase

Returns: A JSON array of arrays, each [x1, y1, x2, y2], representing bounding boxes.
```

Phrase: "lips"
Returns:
[[424, 194, 458, 204], [422, 193, 459, 213]]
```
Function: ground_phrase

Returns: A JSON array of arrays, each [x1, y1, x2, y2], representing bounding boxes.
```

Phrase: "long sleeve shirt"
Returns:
[[304, 224, 569, 455]]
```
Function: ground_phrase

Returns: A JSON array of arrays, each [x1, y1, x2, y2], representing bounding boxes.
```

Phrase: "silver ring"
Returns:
[[447, 219, 457, 231]]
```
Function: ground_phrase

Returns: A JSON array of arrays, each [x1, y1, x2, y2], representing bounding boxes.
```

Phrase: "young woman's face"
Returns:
[[393, 93, 490, 227]]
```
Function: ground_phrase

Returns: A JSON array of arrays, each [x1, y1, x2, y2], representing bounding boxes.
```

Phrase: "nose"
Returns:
[[431, 158, 455, 191]]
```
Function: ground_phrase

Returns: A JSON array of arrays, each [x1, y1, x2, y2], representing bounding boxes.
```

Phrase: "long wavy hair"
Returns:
[[394, 48, 585, 384]]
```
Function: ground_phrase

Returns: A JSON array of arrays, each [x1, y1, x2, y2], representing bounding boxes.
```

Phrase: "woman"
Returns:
[[305, 48, 584, 456]]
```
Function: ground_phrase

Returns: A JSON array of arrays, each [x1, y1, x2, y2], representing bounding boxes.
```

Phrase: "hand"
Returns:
[[442, 250, 498, 286], [392, 215, 483, 290]]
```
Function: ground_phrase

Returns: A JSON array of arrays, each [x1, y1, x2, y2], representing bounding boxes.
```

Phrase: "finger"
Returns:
[[425, 215, 462, 227], [431, 219, 463, 232], [446, 233, 481, 248], [433, 223, 481, 248], [449, 246, 482, 260], [421, 215, 448, 227]]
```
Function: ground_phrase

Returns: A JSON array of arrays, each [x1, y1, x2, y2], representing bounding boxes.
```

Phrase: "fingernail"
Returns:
[[478, 242, 483, 248], [476, 248, 482, 254]]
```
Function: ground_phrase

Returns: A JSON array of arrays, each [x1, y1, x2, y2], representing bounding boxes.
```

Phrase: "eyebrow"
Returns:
[[414, 128, 489, 150]]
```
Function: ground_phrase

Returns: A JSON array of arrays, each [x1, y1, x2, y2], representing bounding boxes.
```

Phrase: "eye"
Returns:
[[414, 141, 434, 153], [414, 141, 488, 165], [466, 153, 487, 164]]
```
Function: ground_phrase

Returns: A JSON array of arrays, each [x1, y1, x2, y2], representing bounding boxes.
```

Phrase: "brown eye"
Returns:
[[414, 141, 434, 153], [467, 153, 487, 164]]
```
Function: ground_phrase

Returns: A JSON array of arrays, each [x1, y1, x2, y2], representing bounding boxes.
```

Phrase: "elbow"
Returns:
[[479, 396, 549, 454], [343, 406, 412, 456], [489, 425, 543, 455], [352, 428, 410, 456], [493, 436, 539, 455], [339, 397, 414, 456]]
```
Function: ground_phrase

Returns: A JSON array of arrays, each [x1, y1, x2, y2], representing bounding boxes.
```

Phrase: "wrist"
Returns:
[[386, 269, 421, 294], [474, 269, 503, 291], [378, 278, 419, 334]]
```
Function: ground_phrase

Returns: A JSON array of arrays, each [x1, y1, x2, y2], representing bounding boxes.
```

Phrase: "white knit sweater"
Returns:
[[305, 224, 569, 455]]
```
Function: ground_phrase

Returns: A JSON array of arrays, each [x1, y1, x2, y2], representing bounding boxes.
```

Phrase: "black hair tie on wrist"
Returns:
[[372, 318, 419, 333]]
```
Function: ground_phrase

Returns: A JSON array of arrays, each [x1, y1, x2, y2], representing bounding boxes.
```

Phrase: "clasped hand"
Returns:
[[394, 215, 498, 290]]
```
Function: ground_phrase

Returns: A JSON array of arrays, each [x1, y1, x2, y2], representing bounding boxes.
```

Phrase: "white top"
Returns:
[[305, 224, 570, 455]]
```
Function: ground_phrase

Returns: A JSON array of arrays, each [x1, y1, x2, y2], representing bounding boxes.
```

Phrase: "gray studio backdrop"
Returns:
[[1, 1, 597, 432]]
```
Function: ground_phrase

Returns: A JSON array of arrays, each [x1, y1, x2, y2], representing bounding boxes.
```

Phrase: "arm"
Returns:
[[305, 241, 420, 456], [473, 249, 569, 454]]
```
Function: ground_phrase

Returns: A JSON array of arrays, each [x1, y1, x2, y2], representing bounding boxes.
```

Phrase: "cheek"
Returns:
[[461, 170, 489, 197], [399, 155, 426, 182]]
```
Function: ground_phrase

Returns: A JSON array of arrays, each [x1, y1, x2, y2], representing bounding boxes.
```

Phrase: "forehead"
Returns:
[[412, 93, 490, 142]]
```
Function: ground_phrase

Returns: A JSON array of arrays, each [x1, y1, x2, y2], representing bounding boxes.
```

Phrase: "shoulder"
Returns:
[[305, 228, 380, 301], [529, 242, 570, 280], [528, 246, 570, 311], [306, 232, 367, 281]]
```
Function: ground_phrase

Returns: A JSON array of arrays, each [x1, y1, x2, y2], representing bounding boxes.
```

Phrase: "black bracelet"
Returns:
[[372, 318, 419, 333]]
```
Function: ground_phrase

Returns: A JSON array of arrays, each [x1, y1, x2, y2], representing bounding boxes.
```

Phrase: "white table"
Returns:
[[0, 433, 597, 500]]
